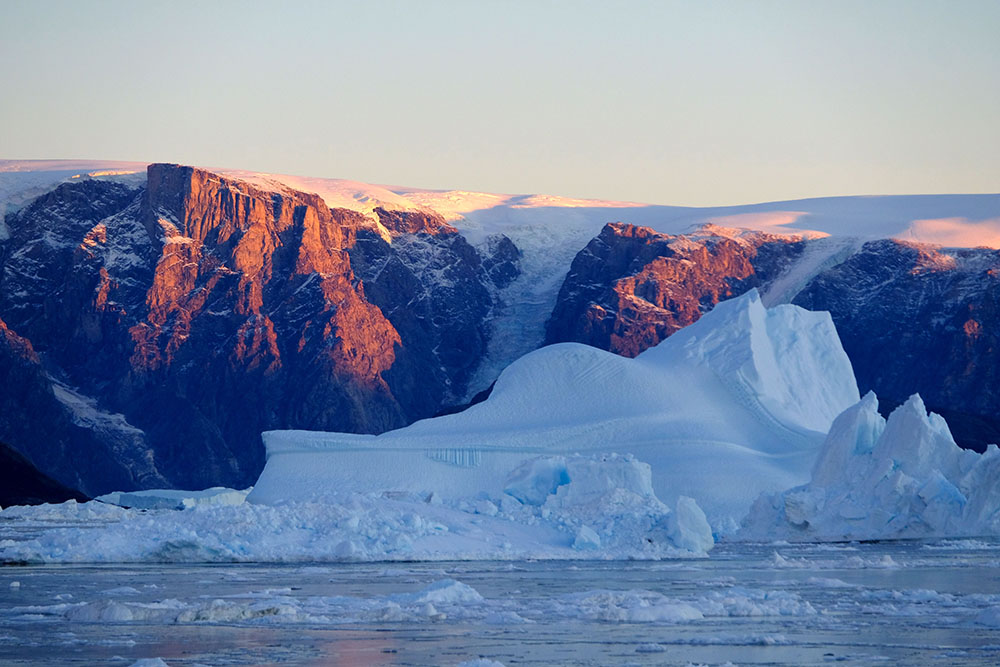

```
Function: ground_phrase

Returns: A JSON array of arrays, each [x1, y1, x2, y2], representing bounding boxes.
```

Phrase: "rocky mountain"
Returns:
[[545, 227, 1000, 452], [793, 240, 1000, 452], [1, 160, 997, 494], [544, 223, 805, 356], [0, 439, 89, 507], [0, 165, 518, 494]]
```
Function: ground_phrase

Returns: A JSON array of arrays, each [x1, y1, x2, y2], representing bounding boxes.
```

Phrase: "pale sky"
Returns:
[[1, 0, 997, 206]]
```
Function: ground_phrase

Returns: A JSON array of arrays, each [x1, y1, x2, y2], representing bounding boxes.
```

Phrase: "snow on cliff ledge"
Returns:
[[250, 289, 860, 531], [739, 393, 1000, 541]]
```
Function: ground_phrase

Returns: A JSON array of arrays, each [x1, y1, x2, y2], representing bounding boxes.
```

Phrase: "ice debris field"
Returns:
[[4, 545, 1000, 666], [2, 289, 1000, 565]]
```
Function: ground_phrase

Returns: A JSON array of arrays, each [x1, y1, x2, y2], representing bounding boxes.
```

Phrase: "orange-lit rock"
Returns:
[[546, 223, 803, 357]]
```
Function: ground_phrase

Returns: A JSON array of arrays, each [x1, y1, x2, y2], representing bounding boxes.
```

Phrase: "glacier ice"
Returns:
[[95, 487, 251, 510], [0, 452, 713, 562], [249, 289, 860, 531], [740, 393, 1000, 541]]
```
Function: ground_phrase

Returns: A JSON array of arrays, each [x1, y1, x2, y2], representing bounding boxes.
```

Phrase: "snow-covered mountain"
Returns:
[[0, 163, 517, 494], [1, 159, 998, 498]]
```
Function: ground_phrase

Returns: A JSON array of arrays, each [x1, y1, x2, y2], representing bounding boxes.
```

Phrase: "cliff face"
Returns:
[[547, 227, 1000, 452], [0, 317, 161, 495], [0, 165, 518, 493], [545, 223, 804, 357], [793, 240, 1000, 451], [6, 165, 995, 494], [0, 439, 89, 507]]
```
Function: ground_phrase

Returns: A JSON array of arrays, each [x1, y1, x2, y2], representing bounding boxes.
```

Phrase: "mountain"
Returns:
[[0, 159, 997, 495], [0, 440, 89, 507], [0, 163, 516, 494], [544, 223, 806, 356]]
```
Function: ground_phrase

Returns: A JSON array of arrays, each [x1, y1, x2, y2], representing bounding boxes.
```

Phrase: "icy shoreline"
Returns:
[[0, 455, 712, 565]]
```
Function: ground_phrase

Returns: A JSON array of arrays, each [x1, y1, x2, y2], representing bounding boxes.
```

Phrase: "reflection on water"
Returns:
[[1, 540, 999, 666]]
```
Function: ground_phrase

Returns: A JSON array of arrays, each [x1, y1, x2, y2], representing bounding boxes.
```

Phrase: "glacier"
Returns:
[[740, 392, 1000, 541], [249, 289, 860, 532]]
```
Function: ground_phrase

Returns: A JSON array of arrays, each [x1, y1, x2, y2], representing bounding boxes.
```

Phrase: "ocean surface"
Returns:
[[2, 540, 999, 666]]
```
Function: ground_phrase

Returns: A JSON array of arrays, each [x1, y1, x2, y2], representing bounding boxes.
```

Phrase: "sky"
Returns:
[[1, 0, 997, 206]]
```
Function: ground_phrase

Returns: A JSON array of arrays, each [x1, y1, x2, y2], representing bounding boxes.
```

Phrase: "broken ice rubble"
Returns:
[[740, 392, 1000, 541]]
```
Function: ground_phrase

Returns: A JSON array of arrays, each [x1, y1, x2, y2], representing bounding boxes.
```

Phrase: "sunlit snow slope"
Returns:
[[250, 290, 860, 528]]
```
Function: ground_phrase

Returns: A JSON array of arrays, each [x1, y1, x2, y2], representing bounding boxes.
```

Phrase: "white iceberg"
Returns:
[[95, 487, 251, 511], [249, 289, 860, 531], [0, 463, 711, 562], [740, 392, 1000, 541]]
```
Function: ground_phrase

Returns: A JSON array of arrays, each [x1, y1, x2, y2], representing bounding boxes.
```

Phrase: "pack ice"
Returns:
[[740, 392, 1000, 541], [250, 289, 860, 532]]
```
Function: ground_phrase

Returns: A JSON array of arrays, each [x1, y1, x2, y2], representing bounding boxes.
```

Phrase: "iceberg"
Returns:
[[249, 289, 860, 530], [95, 487, 251, 511], [0, 458, 713, 562], [740, 393, 1000, 541]]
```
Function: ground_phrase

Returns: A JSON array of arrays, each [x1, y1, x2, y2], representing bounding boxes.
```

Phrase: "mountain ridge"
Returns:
[[1, 160, 998, 495]]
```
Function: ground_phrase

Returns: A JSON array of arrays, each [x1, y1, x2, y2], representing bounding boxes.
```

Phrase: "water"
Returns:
[[2, 540, 999, 666]]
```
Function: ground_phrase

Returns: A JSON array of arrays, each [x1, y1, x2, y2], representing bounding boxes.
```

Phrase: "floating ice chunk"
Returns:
[[250, 290, 860, 529], [96, 487, 251, 511], [514, 453, 713, 554], [457, 660, 505, 667], [636, 643, 667, 653], [667, 496, 714, 554], [571, 590, 705, 623], [128, 660, 170, 667], [741, 394, 1000, 541], [406, 579, 484, 605], [68, 600, 136, 622], [974, 606, 1000, 628]]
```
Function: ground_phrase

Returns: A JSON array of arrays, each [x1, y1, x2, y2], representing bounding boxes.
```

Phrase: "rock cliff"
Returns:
[[545, 223, 804, 356], [0, 165, 518, 493]]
